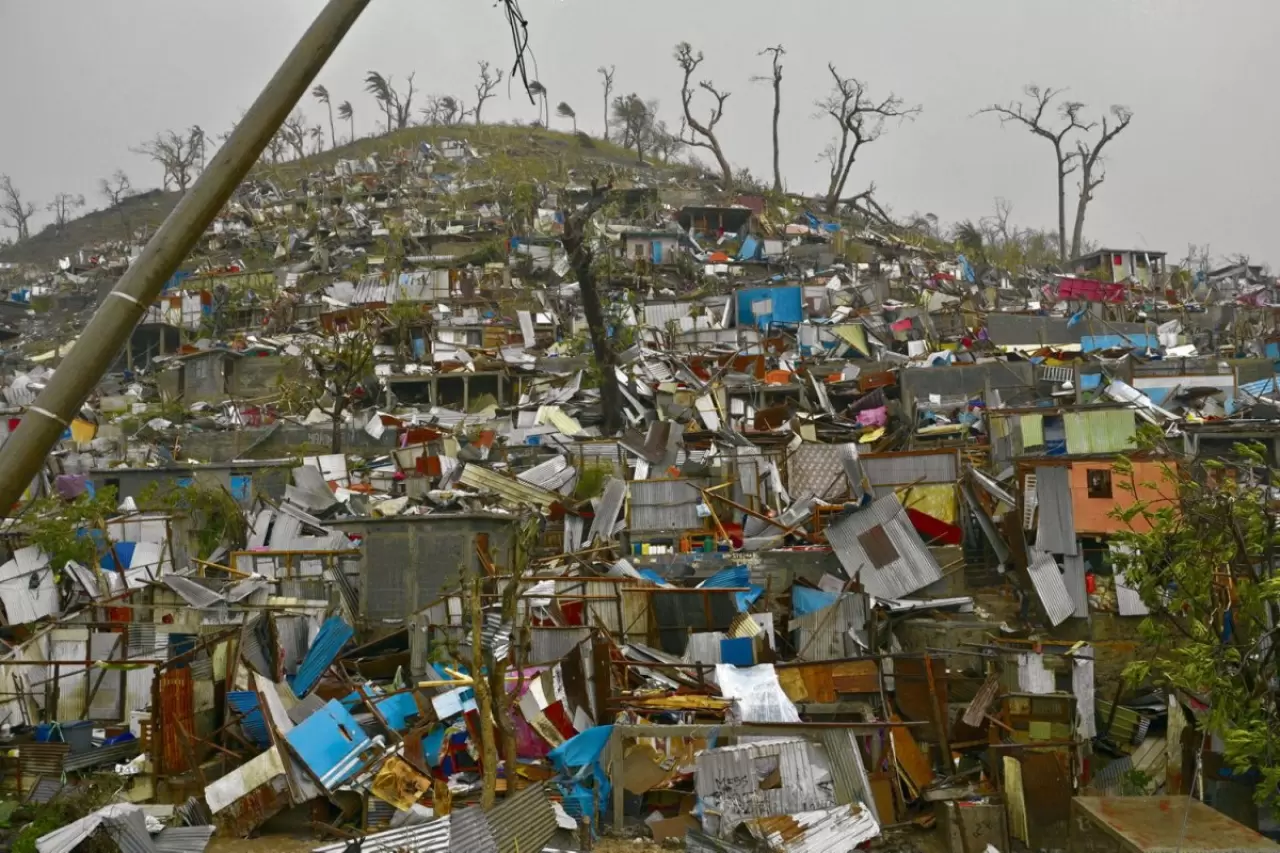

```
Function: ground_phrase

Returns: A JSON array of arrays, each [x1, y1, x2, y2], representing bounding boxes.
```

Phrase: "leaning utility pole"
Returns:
[[0, 0, 372, 511]]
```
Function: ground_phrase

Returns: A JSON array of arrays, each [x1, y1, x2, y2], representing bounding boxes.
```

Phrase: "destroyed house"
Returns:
[[678, 204, 754, 237], [617, 230, 681, 265], [1069, 247, 1167, 287]]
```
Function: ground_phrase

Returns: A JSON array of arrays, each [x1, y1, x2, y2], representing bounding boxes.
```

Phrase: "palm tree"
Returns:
[[337, 101, 354, 143], [556, 102, 577, 132], [365, 72, 393, 133], [310, 125, 326, 155], [529, 81, 548, 129], [312, 84, 336, 149]]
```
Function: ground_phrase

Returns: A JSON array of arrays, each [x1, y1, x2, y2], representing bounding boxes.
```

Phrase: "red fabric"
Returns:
[[905, 507, 962, 546], [1056, 277, 1126, 303], [891, 318, 914, 332]]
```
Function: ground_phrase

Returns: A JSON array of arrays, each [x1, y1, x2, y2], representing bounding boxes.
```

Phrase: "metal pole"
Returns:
[[0, 0, 372, 511]]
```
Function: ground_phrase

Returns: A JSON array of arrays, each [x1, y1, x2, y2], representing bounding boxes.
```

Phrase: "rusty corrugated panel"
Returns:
[[213, 779, 290, 837], [962, 673, 1002, 727], [739, 803, 880, 852], [21, 742, 69, 776], [159, 667, 194, 773], [487, 782, 558, 853], [1071, 795, 1280, 853], [787, 443, 848, 501]]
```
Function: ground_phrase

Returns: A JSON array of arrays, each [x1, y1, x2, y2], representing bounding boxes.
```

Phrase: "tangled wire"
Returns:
[[499, 0, 538, 104]]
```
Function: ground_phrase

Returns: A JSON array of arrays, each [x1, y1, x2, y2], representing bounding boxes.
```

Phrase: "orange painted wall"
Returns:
[[1069, 459, 1174, 535]]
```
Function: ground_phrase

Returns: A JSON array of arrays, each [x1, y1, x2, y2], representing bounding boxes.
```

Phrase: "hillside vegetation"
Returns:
[[0, 124, 696, 269]]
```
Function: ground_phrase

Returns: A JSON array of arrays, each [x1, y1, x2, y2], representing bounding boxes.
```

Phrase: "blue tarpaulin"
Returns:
[[549, 725, 614, 803], [699, 564, 763, 612], [737, 236, 761, 261], [793, 586, 839, 616], [293, 616, 354, 698], [100, 541, 136, 571]]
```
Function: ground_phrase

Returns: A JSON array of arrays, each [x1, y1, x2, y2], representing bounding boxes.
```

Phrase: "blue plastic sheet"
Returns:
[[792, 586, 839, 616]]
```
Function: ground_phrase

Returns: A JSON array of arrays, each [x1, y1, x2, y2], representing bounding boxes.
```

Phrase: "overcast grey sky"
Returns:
[[2, 1, 1277, 265]]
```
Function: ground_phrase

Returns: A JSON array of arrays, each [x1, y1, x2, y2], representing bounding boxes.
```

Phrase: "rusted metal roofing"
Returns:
[[488, 782, 558, 853], [787, 443, 849, 501], [826, 494, 943, 600], [739, 803, 880, 852], [19, 742, 68, 776], [1026, 548, 1075, 626]]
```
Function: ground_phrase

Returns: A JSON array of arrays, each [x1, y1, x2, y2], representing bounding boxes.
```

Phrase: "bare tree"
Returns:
[[133, 128, 203, 192], [0, 175, 36, 242], [473, 60, 504, 125], [298, 318, 378, 453], [1070, 105, 1134, 259], [280, 110, 309, 160], [650, 119, 683, 163], [817, 64, 920, 218], [421, 95, 466, 127], [365, 71, 416, 132], [99, 170, 134, 207], [611, 94, 658, 163], [754, 45, 785, 193], [597, 65, 615, 142], [979, 85, 1093, 261], [312, 84, 337, 149], [47, 193, 85, 233], [556, 101, 577, 132], [337, 101, 355, 143], [674, 42, 734, 188], [562, 180, 624, 434]]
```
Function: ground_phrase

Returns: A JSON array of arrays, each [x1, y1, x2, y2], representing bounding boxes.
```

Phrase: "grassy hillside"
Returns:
[[0, 124, 696, 270], [0, 189, 179, 266]]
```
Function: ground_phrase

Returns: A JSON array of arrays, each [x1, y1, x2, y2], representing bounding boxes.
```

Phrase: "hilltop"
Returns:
[[0, 123, 698, 269]]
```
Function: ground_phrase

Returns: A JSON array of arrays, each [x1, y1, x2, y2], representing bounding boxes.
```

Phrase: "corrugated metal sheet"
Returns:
[[629, 479, 703, 532], [154, 826, 216, 853], [25, 777, 68, 805], [1016, 653, 1056, 693], [162, 575, 225, 610], [859, 450, 958, 487], [962, 673, 1002, 727], [227, 691, 271, 747], [683, 632, 726, 665], [587, 477, 627, 544], [1114, 570, 1150, 616], [61, 740, 140, 772], [20, 743, 68, 776], [459, 464, 560, 509], [449, 804, 498, 853], [644, 301, 695, 329], [740, 803, 880, 852], [1034, 467, 1077, 556], [488, 782, 558, 853], [1061, 551, 1088, 618], [517, 455, 576, 493], [1026, 549, 1075, 626], [695, 738, 836, 838], [1073, 652, 1097, 739], [1063, 409, 1136, 455], [313, 815, 452, 853], [792, 594, 868, 661], [787, 443, 848, 501], [529, 627, 591, 664], [821, 729, 879, 823], [826, 495, 943, 600], [293, 616, 353, 698]]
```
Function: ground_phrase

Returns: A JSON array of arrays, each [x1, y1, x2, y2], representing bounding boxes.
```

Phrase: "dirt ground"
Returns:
[[595, 841, 668, 853], [207, 838, 319, 853]]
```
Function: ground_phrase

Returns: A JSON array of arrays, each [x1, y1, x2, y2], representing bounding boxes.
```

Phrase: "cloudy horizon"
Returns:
[[1, 0, 1276, 267]]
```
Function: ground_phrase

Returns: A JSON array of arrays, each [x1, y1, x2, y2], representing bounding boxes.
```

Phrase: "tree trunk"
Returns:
[[563, 204, 624, 435], [602, 93, 609, 142], [471, 576, 499, 810], [1070, 192, 1088, 262], [348, 117, 355, 143], [326, 104, 336, 150], [1054, 144, 1068, 262], [771, 80, 782, 194], [713, 145, 733, 190]]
